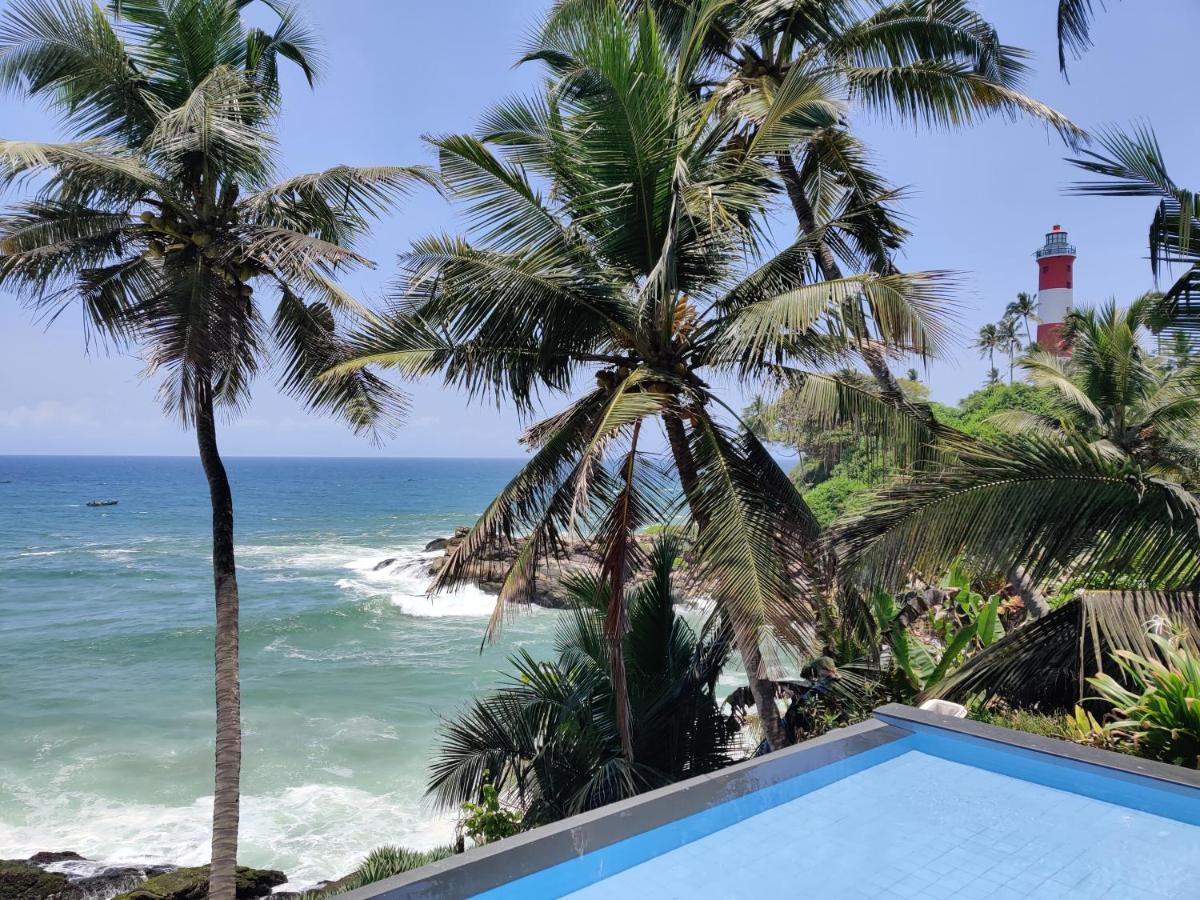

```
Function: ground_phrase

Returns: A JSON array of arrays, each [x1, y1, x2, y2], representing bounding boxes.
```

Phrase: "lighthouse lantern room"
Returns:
[[1035, 225, 1076, 354]]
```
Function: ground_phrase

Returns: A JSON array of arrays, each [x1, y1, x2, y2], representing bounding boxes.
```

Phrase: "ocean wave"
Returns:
[[334, 548, 502, 618], [0, 783, 456, 890]]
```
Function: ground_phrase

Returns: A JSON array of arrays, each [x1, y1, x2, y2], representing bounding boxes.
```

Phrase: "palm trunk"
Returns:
[[662, 412, 788, 751], [775, 150, 930, 423], [197, 382, 241, 900], [1007, 565, 1050, 620]]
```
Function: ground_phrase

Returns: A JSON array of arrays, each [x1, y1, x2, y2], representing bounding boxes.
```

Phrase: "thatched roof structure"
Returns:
[[926, 590, 1200, 711]]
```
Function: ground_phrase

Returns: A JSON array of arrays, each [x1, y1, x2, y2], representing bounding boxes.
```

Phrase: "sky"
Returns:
[[1, 0, 1197, 458]]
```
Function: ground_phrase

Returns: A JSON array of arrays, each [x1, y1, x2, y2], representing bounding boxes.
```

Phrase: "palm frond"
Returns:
[[272, 287, 407, 442], [929, 588, 1200, 710], [834, 434, 1200, 591]]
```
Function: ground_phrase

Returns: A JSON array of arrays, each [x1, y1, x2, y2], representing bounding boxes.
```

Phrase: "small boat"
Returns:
[[86, 499, 119, 507]]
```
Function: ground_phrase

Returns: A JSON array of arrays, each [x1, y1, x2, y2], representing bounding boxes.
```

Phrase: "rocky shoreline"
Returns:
[[383, 526, 691, 609], [0, 852, 297, 900]]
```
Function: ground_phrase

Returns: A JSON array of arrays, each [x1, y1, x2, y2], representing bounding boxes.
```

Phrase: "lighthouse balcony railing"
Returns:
[[1036, 242, 1076, 259]]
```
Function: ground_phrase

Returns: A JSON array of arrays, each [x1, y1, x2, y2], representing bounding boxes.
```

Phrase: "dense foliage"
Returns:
[[428, 538, 739, 826], [1090, 631, 1200, 769]]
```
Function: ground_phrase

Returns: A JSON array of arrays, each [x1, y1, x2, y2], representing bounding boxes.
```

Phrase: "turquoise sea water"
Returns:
[[0, 455, 570, 887]]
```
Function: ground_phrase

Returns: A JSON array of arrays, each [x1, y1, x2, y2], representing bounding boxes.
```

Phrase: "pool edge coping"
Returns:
[[338, 717, 909, 899], [874, 703, 1200, 791], [338, 704, 1200, 899]]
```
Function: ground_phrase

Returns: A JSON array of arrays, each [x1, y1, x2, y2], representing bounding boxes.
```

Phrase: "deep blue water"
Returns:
[[0, 455, 568, 886]]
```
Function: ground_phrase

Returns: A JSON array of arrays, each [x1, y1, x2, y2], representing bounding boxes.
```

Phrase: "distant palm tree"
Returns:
[[0, 2, 419, 895], [428, 538, 738, 825], [997, 317, 1021, 382], [335, 5, 951, 752], [1006, 292, 1039, 346], [975, 323, 1001, 377]]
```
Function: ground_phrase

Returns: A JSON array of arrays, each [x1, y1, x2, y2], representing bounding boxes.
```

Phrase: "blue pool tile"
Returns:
[[553, 750, 1200, 899]]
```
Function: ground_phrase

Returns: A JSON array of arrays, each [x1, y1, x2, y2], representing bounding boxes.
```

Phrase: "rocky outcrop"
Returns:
[[113, 865, 286, 900], [372, 557, 397, 571], [0, 860, 78, 900], [3, 854, 284, 900], [3, 854, 180, 900], [414, 527, 692, 608]]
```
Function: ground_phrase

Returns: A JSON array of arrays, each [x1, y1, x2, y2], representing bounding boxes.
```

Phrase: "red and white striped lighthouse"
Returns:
[[1035, 225, 1075, 353]]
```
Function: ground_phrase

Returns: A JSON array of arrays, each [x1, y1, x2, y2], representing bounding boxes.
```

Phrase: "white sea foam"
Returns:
[[338, 549, 500, 618], [0, 783, 457, 890]]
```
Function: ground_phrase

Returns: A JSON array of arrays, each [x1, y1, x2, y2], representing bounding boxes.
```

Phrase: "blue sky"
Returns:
[[1, 0, 1197, 457]]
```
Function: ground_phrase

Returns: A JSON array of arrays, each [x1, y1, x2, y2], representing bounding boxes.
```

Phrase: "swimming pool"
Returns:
[[346, 705, 1200, 899]]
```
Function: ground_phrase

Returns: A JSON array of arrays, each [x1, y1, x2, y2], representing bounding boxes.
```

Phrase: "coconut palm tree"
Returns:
[[428, 537, 738, 825], [974, 323, 1001, 377], [0, 2, 420, 895], [534, 0, 1080, 409], [996, 316, 1021, 382], [333, 4, 953, 752], [830, 298, 1200, 616], [1006, 291, 1039, 346], [1006, 299, 1200, 476]]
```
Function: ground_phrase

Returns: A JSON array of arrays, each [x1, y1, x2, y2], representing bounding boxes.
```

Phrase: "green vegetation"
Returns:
[[304, 847, 455, 898], [930, 383, 1060, 445], [0, 861, 76, 900], [428, 539, 738, 826], [461, 777, 523, 846], [3, 0, 1198, 888], [1090, 630, 1200, 769], [334, 1, 991, 753]]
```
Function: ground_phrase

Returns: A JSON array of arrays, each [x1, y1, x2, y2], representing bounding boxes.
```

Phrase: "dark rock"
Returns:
[[0, 860, 81, 899], [422, 538, 448, 552], [422, 527, 692, 609], [76, 865, 176, 897], [113, 865, 286, 900], [372, 558, 397, 571], [26, 853, 85, 866]]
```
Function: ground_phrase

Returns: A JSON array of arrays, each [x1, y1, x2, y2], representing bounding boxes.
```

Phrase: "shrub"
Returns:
[[461, 775, 522, 845], [307, 846, 455, 897], [1089, 631, 1200, 768]]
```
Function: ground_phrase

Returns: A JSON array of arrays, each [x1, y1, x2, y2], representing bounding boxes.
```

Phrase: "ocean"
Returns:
[[0, 455, 574, 888]]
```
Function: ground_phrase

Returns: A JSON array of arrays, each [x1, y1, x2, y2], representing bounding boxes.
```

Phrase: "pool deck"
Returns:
[[342, 705, 1200, 900]]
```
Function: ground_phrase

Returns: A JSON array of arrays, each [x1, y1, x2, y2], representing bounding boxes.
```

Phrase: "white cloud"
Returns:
[[0, 399, 98, 429]]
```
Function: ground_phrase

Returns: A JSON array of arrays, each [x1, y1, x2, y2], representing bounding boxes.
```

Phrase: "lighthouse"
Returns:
[[1035, 225, 1076, 353]]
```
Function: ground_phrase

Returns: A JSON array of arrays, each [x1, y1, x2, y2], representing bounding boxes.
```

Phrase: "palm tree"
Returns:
[[1011, 299, 1200, 476], [1006, 291, 1039, 346], [0, 2, 420, 895], [974, 323, 1001, 376], [830, 298, 1200, 621], [428, 537, 738, 825], [534, 0, 1079, 410], [996, 316, 1021, 382], [1069, 125, 1200, 337], [334, 5, 951, 752], [1057, 0, 1116, 76]]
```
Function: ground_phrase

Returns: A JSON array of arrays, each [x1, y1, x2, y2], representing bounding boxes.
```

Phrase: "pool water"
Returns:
[[501, 747, 1200, 899]]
